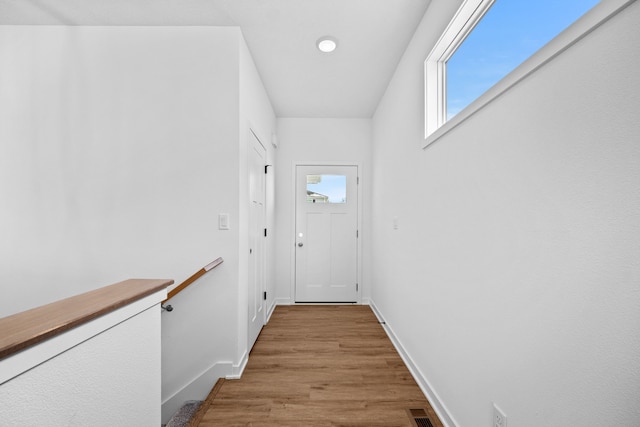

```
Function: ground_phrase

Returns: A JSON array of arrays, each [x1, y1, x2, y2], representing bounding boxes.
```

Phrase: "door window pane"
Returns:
[[307, 175, 347, 204]]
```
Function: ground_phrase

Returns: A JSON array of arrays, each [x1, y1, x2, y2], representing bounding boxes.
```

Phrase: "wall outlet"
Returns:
[[493, 403, 507, 427]]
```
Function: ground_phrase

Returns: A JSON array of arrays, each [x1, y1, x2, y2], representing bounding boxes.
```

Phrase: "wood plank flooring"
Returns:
[[197, 305, 443, 427]]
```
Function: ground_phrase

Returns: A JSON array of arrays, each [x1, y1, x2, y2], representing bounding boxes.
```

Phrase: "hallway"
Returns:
[[197, 305, 442, 427]]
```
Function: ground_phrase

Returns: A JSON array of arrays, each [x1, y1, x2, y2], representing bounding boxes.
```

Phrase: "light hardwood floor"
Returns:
[[197, 305, 443, 427]]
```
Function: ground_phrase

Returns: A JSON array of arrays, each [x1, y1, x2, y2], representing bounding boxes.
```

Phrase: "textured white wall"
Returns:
[[274, 118, 372, 303], [0, 305, 162, 426], [0, 26, 253, 423], [0, 26, 240, 317], [371, 1, 640, 426]]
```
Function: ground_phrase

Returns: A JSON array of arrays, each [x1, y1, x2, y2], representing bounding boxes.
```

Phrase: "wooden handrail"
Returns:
[[162, 257, 224, 305], [0, 278, 173, 360]]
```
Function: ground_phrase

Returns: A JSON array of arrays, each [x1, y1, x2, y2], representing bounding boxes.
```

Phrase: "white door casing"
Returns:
[[295, 165, 358, 303], [248, 130, 266, 350]]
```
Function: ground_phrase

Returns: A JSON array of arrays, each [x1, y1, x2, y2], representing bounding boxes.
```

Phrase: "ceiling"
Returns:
[[0, 0, 431, 118]]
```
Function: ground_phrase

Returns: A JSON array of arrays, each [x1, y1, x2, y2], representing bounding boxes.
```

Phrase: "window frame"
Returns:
[[423, 0, 635, 148], [424, 0, 494, 140]]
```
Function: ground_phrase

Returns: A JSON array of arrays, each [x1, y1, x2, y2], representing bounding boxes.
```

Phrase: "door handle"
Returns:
[[298, 242, 304, 247]]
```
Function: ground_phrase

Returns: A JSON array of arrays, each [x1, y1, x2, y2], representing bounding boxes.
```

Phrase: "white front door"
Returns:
[[248, 131, 266, 350], [295, 165, 358, 303]]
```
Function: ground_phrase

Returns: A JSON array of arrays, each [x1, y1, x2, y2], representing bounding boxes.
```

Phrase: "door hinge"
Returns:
[[356, 283, 359, 292], [264, 228, 267, 237], [356, 230, 359, 238], [264, 165, 271, 174], [263, 291, 267, 300], [357, 176, 360, 185]]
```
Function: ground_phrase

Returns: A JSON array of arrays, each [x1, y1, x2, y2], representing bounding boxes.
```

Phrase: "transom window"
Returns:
[[424, 0, 602, 143]]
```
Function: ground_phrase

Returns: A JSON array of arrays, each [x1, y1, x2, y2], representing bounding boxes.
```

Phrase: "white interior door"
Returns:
[[248, 131, 266, 350], [295, 165, 358, 302]]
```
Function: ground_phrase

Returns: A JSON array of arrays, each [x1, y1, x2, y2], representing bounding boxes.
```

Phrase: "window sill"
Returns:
[[423, 0, 634, 149]]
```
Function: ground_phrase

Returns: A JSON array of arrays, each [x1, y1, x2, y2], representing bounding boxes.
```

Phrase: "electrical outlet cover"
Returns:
[[493, 403, 507, 427]]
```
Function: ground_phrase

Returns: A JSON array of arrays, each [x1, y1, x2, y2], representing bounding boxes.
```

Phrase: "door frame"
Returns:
[[248, 128, 267, 350], [290, 161, 363, 304]]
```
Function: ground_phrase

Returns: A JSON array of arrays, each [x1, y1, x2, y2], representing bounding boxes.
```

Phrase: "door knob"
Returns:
[[298, 242, 304, 247]]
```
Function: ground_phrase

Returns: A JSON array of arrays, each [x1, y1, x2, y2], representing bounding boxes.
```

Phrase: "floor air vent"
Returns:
[[407, 408, 434, 427]]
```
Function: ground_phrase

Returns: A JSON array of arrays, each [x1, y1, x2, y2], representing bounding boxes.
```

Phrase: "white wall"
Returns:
[[0, 25, 239, 315], [0, 301, 162, 426], [274, 118, 372, 303], [371, 1, 640, 426], [0, 25, 265, 422]]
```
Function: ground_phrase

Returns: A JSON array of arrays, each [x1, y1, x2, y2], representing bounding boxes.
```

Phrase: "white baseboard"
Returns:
[[161, 360, 234, 423], [227, 350, 248, 379], [266, 299, 279, 323], [368, 300, 458, 427]]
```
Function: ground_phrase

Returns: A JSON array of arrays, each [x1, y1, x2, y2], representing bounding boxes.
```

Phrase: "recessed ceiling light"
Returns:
[[317, 36, 337, 53]]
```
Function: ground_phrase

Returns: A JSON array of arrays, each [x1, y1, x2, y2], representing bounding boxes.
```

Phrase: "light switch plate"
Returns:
[[219, 213, 230, 230]]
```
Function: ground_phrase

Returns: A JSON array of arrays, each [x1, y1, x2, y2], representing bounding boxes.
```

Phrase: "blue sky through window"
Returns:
[[307, 175, 347, 203], [446, 0, 600, 120]]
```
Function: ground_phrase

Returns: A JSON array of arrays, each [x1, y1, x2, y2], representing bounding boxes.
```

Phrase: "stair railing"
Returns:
[[161, 257, 224, 312]]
